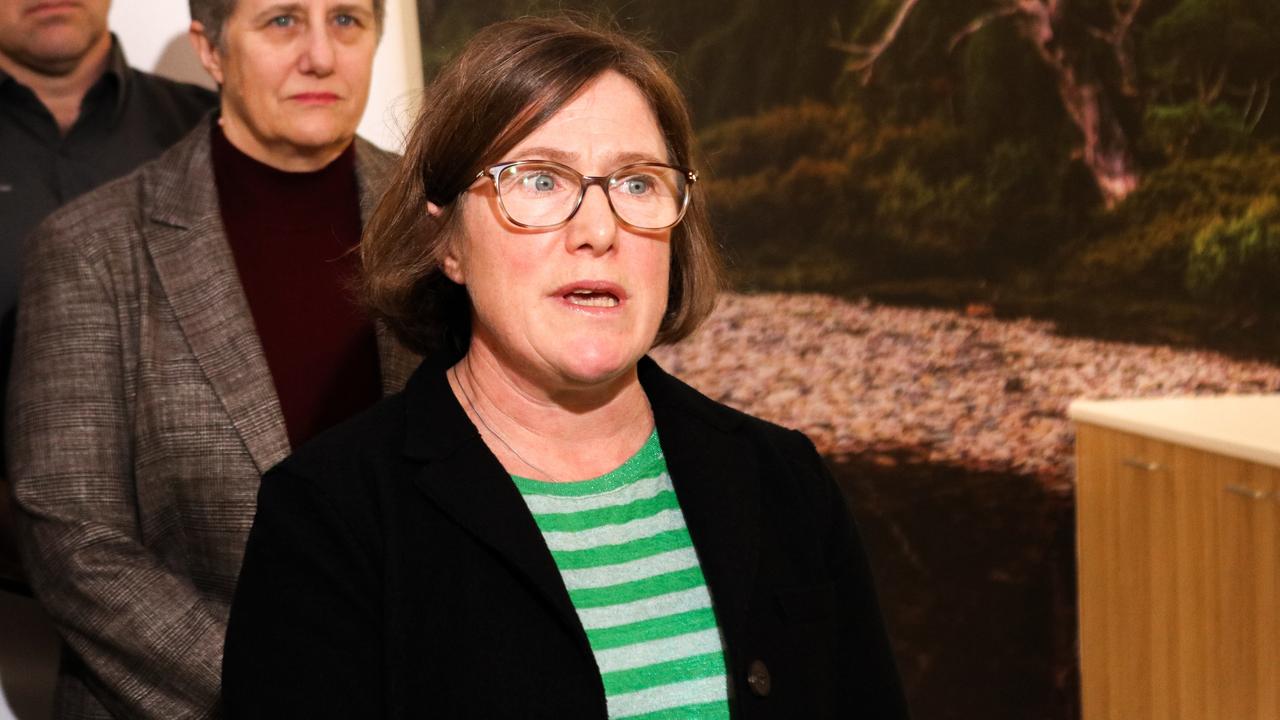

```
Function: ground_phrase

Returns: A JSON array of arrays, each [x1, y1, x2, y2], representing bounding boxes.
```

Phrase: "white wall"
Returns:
[[107, 0, 424, 151]]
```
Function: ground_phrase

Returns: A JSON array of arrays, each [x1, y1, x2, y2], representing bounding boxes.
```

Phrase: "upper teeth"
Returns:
[[568, 292, 618, 308]]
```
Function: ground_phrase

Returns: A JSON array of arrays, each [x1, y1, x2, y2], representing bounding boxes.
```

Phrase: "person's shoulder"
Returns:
[[27, 125, 207, 269], [31, 167, 149, 255], [126, 67, 218, 120], [641, 356, 818, 456], [275, 393, 413, 488], [354, 136, 399, 162], [34, 121, 193, 233], [353, 136, 400, 181]]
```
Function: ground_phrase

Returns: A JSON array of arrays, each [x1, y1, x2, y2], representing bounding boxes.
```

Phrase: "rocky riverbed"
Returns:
[[652, 293, 1280, 488]]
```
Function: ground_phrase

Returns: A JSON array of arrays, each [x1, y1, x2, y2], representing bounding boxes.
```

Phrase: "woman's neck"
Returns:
[[448, 345, 654, 483]]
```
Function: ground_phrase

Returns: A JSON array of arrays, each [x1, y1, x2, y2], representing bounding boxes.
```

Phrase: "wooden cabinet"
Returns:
[[1072, 397, 1280, 720]]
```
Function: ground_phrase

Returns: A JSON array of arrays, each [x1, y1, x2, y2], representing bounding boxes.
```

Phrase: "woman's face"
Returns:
[[445, 71, 673, 392], [194, 0, 379, 169]]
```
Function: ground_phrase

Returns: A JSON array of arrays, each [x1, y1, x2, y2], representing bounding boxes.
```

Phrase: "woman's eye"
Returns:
[[334, 14, 357, 27], [618, 176, 653, 196], [522, 173, 558, 193], [268, 15, 295, 28]]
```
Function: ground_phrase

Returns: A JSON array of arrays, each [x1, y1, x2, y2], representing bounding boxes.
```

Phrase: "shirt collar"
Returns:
[[104, 34, 130, 123], [0, 34, 130, 122]]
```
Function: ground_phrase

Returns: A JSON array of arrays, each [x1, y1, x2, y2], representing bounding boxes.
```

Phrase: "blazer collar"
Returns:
[[142, 117, 408, 473], [145, 115, 397, 233], [401, 354, 593, 659], [639, 358, 762, 672], [400, 355, 746, 461], [402, 355, 762, 671]]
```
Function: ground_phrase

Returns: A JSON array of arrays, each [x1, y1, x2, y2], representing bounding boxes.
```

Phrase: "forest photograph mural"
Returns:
[[418, 2, 1280, 718]]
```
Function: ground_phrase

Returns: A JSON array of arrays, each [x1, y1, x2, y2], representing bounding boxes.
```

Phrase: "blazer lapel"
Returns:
[[640, 359, 762, 662], [353, 138, 397, 225], [403, 363, 593, 659], [398, 357, 764, 666], [142, 129, 418, 472], [143, 120, 291, 474]]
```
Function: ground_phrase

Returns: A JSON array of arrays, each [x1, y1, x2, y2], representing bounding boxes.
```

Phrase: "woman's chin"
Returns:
[[546, 345, 645, 389]]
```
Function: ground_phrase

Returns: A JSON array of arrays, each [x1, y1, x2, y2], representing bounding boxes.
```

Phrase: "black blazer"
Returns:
[[222, 356, 909, 719]]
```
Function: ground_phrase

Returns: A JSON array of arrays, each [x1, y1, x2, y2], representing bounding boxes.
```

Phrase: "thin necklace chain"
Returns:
[[452, 358, 562, 483]]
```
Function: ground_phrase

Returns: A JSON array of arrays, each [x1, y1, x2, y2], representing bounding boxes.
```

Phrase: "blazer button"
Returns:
[[747, 659, 771, 697]]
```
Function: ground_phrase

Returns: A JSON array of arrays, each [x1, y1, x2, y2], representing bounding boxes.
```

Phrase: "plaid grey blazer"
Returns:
[[4, 117, 420, 720]]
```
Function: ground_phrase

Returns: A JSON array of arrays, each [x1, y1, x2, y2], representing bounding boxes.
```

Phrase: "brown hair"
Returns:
[[360, 15, 723, 358], [189, 0, 386, 48]]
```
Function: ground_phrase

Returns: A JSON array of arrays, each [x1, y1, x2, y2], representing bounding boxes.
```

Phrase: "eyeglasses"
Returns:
[[474, 160, 697, 231]]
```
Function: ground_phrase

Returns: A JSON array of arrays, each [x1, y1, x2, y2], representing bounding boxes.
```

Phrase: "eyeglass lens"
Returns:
[[494, 163, 687, 229]]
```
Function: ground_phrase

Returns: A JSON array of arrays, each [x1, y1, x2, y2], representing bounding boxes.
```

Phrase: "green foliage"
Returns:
[[710, 156, 854, 252], [697, 103, 863, 290], [698, 102, 1076, 288], [1143, 102, 1253, 160], [1144, 0, 1280, 144], [1146, 0, 1280, 83], [858, 118, 971, 177], [959, 18, 1066, 150], [1064, 151, 1280, 295], [866, 163, 991, 271], [420, 0, 865, 125], [699, 102, 863, 179], [854, 120, 991, 272], [1186, 196, 1280, 305]]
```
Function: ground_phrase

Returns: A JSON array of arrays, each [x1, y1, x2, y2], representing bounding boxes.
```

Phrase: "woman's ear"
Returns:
[[441, 237, 465, 287], [188, 21, 225, 86], [434, 202, 466, 284], [442, 248, 464, 285]]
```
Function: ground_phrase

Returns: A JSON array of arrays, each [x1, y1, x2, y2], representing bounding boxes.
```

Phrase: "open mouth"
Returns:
[[565, 289, 620, 308]]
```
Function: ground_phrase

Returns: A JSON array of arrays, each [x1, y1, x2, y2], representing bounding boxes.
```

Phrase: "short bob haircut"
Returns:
[[360, 16, 723, 358]]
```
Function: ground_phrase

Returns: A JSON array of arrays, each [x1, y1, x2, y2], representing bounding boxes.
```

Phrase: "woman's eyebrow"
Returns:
[[511, 146, 577, 164], [331, 3, 375, 19], [608, 150, 666, 166], [512, 147, 666, 168], [252, 2, 304, 22]]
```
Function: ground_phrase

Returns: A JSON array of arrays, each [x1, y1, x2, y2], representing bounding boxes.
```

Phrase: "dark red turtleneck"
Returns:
[[211, 124, 381, 449]]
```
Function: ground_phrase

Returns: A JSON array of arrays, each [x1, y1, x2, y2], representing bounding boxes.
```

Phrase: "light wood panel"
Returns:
[[1076, 422, 1279, 720], [1214, 451, 1278, 720]]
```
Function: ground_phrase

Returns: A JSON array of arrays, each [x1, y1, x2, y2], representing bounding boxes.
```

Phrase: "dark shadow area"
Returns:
[[0, 476, 24, 592], [0, 590, 59, 720], [832, 455, 1080, 720]]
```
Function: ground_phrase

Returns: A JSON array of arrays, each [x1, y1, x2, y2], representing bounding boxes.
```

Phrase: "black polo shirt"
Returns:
[[0, 37, 217, 469]]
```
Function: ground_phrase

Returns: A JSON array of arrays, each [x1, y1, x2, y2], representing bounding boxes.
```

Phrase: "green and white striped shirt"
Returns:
[[512, 430, 731, 719]]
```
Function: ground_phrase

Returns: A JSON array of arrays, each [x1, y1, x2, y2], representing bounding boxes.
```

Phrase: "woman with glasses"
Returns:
[[222, 16, 908, 720]]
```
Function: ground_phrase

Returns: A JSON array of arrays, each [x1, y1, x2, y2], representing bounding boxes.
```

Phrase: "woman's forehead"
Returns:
[[504, 72, 666, 167]]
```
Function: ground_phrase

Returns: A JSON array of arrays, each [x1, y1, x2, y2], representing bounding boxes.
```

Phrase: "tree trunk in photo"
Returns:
[[1048, 64, 1139, 207], [840, 0, 1144, 207], [1011, 0, 1140, 207]]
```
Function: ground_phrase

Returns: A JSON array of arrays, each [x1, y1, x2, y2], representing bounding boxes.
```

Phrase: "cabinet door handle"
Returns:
[[1224, 484, 1271, 501], [1122, 458, 1162, 472]]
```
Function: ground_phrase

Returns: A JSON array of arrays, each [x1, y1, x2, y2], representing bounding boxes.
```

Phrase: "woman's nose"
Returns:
[[298, 26, 337, 76], [566, 184, 618, 255]]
